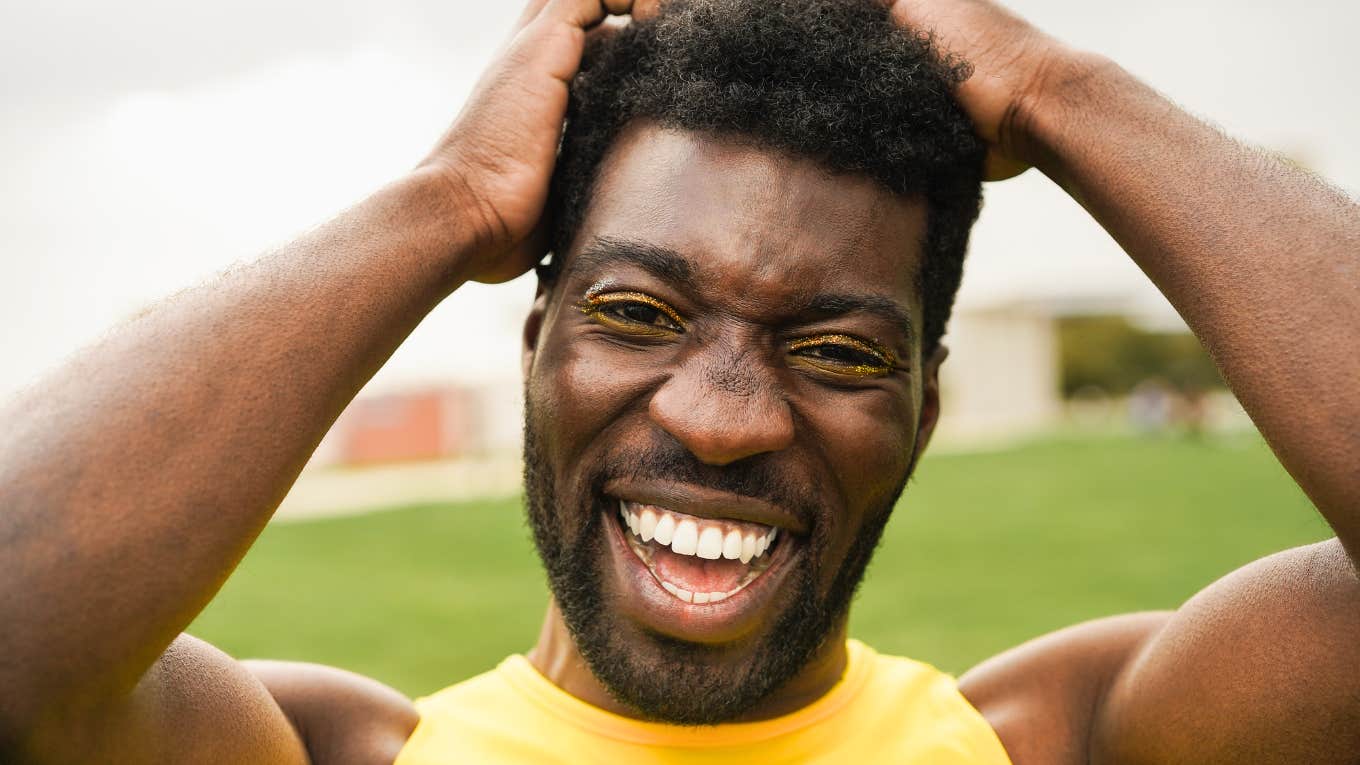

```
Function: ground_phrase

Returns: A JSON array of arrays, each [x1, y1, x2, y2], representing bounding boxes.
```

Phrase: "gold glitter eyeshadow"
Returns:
[[789, 334, 897, 376], [577, 290, 686, 331]]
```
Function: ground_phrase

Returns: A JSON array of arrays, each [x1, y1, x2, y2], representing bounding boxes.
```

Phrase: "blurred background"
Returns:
[[1, 0, 1347, 695]]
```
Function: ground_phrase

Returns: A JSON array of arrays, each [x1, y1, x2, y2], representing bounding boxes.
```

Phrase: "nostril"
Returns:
[[649, 391, 794, 466], [649, 349, 795, 465]]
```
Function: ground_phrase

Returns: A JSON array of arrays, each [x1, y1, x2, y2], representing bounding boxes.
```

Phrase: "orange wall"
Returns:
[[341, 391, 445, 465]]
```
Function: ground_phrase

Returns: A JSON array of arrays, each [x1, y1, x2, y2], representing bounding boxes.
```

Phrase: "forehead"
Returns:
[[568, 123, 928, 314]]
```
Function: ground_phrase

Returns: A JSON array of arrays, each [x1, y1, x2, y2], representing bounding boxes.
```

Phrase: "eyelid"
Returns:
[[578, 290, 687, 330], [789, 334, 898, 367]]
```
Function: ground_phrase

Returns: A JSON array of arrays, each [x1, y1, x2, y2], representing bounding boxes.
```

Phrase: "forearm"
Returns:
[[1024, 54, 1360, 554], [0, 169, 475, 727]]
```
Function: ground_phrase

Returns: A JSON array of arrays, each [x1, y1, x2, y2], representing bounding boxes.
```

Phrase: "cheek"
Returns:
[[796, 396, 915, 595], [799, 389, 919, 574], [800, 392, 918, 523], [529, 327, 663, 472]]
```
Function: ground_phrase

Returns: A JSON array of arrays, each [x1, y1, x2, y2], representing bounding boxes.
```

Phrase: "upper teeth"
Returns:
[[620, 501, 778, 564]]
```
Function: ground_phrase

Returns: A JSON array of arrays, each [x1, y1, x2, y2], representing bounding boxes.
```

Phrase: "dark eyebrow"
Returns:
[[564, 236, 913, 342], [562, 236, 699, 294], [803, 293, 915, 344]]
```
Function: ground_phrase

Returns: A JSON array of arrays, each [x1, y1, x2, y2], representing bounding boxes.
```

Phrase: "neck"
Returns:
[[525, 599, 850, 723]]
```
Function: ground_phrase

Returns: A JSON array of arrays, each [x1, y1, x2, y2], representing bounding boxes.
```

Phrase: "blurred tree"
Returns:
[[1058, 315, 1223, 397]]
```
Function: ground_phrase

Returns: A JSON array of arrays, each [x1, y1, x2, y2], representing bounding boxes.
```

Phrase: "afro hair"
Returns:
[[545, 0, 987, 353]]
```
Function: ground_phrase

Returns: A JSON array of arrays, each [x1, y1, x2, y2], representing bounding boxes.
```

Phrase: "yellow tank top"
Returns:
[[394, 640, 1012, 764]]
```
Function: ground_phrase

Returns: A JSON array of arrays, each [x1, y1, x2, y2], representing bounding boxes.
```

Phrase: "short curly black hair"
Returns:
[[544, 0, 986, 354]]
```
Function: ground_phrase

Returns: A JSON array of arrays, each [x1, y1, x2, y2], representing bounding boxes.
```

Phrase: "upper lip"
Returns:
[[603, 478, 811, 537]]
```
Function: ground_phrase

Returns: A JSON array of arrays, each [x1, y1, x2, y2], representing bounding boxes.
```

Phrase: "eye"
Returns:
[[611, 302, 673, 328], [577, 291, 685, 335], [789, 334, 895, 378]]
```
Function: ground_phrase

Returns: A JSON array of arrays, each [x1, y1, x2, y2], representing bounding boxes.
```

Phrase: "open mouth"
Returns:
[[613, 499, 788, 605]]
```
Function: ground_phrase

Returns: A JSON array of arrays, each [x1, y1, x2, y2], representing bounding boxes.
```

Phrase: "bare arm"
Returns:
[[1024, 55, 1360, 554], [0, 0, 640, 759], [959, 611, 1171, 765], [892, 1, 1360, 762], [894, 0, 1360, 555], [244, 660, 419, 765], [1095, 540, 1360, 764]]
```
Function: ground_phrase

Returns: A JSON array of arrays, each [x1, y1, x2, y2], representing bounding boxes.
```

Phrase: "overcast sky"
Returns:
[[3, 0, 1356, 400]]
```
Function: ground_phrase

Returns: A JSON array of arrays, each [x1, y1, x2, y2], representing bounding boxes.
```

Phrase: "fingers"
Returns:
[[511, 0, 553, 35], [546, 0, 632, 29], [506, 0, 635, 55], [501, 0, 636, 83], [630, 0, 662, 21]]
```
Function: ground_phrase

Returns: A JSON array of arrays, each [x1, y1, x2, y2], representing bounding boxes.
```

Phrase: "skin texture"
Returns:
[[0, 0, 1356, 763], [519, 123, 939, 722]]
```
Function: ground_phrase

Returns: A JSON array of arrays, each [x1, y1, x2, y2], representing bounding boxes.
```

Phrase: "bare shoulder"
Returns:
[[245, 659, 419, 765], [958, 610, 1171, 765], [15, 631, 418, 765], [1093, 539, 1360, 764], [961, 539, 1360, 765], [15, 634, 309, 765], [16, 634, 417, 765]]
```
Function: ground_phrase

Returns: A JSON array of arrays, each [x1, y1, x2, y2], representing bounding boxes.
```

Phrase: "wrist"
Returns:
[[1009, 49, 1123, 183], [402, 163, 497, 288]]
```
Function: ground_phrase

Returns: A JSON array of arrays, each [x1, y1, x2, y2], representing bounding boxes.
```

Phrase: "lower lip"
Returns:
[[601, 504, 800, 644]]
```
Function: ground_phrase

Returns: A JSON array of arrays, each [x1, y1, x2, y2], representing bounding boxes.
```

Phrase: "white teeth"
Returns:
[[649, 575, 762, 606], [661, 581, 693, 603], [618, 501, 783, 564], [658, 578, 723, 605], [722, 529, 743, 560], [653, 513, 676, 545], [638, 509, 658, 543], [696, 526, 724, 560], [671, 519, 699, 556], [618, 502, 789, 606]]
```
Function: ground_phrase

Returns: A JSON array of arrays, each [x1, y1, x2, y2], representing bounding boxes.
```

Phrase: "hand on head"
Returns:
[[418, 0, 663, 286], [424, 0, 1069, 289], [888, 0, 1075, 180]]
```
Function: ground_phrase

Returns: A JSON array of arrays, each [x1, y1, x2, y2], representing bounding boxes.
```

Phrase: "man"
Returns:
[[1, 0, 1357, 762]]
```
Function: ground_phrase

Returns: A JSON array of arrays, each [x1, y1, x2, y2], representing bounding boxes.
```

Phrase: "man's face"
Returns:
[[521, 124, 941, 723]]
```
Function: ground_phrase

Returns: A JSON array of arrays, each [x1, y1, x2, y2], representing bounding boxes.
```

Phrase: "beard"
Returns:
[[521, 399, 910, 725]]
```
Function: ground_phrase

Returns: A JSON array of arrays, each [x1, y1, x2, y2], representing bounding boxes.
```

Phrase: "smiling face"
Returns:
[[522, 124, 944, 723]]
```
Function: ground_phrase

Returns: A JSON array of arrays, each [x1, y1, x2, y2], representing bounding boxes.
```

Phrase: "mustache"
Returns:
[[594, 439, 821, 527]]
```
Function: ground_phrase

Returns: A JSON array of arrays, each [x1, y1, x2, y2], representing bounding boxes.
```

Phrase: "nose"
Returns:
[[648, 347, 795, 465]]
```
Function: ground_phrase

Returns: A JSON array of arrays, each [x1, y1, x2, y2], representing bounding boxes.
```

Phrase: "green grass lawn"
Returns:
[[190, 432, 1330, 698]]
